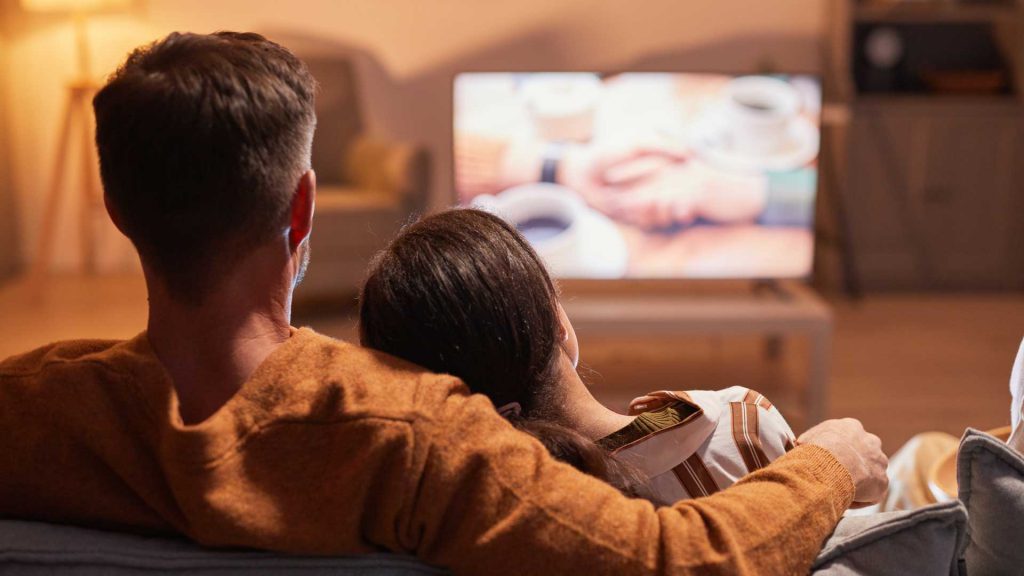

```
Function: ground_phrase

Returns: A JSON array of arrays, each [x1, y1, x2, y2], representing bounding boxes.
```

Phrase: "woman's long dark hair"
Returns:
[[359, 208, 643, 496]]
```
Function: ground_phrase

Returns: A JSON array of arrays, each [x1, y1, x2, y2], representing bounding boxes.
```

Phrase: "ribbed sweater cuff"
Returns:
[[791, 444, 856, 514]]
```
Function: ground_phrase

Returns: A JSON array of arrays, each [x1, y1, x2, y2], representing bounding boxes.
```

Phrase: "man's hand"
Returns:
[[797, 418, 888, 506]]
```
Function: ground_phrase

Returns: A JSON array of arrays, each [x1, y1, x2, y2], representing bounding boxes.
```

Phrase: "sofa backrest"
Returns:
[[0, 519, 447, 575], [1, 501, 971, 576]]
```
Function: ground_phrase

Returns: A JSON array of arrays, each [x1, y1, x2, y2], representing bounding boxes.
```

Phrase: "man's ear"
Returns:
[[289, 169, 316, 251], [103, 193, 128, 237]]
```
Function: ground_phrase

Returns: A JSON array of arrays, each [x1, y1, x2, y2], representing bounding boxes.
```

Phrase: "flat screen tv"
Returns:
[[453, 72, 821, 279]]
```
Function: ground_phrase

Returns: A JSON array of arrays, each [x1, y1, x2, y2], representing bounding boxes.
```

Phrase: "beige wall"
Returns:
[[4, 0, 826, 272], [143, 0, 825, 78], [0, 12, 20, 280]]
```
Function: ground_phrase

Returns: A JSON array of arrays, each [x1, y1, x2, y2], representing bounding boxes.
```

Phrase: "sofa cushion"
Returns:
[[0, 520, 447, 575], [810, 500, 967, 576], [957, 427, 1024, 576]]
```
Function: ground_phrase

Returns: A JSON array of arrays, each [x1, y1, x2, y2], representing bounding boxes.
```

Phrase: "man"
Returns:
[[0, 32, 887, 575]]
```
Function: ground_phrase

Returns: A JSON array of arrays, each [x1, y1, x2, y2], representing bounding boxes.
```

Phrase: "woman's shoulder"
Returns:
[[280, 327, 473, 419]]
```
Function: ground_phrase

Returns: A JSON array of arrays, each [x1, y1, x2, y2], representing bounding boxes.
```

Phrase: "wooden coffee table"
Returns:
[[562, 280, 833, 425]]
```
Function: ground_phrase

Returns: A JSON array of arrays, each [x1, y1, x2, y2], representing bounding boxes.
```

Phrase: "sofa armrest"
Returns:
[[811, 500, 967, 576], [341, 136, 429, 214]]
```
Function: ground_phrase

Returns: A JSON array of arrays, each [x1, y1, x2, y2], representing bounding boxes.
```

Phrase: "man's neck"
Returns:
[[144, 250, 295, 425]]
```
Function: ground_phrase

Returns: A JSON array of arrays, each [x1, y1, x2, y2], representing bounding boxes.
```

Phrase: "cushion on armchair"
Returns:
[[957, 427, 1024, 576], [810, 500, 968, 576], [342, 137, 429, 208]]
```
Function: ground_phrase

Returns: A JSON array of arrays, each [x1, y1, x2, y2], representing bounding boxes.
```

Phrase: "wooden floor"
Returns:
[[2, 274, 1022, 451]]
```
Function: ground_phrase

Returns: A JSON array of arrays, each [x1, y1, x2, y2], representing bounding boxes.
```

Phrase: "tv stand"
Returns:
[[561, 279, 832, 427], [752, 278, 794, 300]]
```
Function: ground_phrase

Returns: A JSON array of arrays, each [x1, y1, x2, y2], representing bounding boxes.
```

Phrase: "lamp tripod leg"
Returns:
[[77, 87, 99, 275], [27, 89, 78, 293]]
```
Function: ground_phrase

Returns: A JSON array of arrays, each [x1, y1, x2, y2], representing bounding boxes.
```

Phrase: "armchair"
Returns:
[[295, 55, 429, 304]]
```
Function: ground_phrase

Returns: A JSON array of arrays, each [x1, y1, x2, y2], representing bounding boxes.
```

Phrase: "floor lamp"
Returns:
[[22, 0, 131, 286]]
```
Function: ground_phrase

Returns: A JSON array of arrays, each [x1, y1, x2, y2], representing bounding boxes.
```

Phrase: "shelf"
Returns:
[[854, 93, 1023, 107], [854, 1, 1022, 23]]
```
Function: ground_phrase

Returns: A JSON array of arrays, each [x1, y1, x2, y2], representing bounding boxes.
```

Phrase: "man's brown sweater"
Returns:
[[0, 328, 853, 575]]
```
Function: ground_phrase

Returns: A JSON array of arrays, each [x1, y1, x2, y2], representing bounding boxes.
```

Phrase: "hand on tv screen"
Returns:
[[564, 141, 768, 230]]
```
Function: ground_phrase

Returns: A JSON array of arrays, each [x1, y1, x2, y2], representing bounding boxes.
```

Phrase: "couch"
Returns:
[[0, 499, 968, 576]]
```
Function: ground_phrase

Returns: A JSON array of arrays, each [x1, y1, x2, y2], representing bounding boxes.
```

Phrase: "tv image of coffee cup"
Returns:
[[721, 76, 801, 156], [521, 74, 602, 143], [471, 183, 588, 275]]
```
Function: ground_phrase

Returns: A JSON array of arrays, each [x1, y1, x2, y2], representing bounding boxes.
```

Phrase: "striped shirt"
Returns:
[[598, 386, 796, 506]]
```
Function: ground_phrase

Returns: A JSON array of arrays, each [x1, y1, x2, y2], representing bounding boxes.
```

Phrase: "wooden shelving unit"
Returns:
[[823, 0, 1024, 292], [855, 0, 1022, 23], [829, 0, 1024, 100]]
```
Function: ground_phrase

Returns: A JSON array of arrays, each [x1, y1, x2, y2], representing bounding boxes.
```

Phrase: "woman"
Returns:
[[359, 208, 795, 504]]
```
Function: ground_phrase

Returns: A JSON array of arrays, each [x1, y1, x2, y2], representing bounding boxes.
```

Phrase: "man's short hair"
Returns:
[[94, 31, 317, 304]]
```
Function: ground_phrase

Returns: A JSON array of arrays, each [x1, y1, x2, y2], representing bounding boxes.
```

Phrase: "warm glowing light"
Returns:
[[19, 0, 132, 13]]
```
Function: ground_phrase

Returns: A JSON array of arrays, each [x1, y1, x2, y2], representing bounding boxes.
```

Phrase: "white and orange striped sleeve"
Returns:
[[751, 389, 797, 460], [724, 386, 797, 467]]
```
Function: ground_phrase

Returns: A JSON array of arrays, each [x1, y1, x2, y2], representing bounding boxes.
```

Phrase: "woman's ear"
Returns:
[[289, 169, 316, 251], [555, 303, 580, 369]]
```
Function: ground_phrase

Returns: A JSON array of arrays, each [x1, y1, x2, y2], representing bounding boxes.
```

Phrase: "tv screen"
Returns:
[[453, 72, 821, 279]]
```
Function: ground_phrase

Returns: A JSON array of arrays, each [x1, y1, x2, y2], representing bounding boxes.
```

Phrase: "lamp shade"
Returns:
[[20, 0, 131, 13]]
